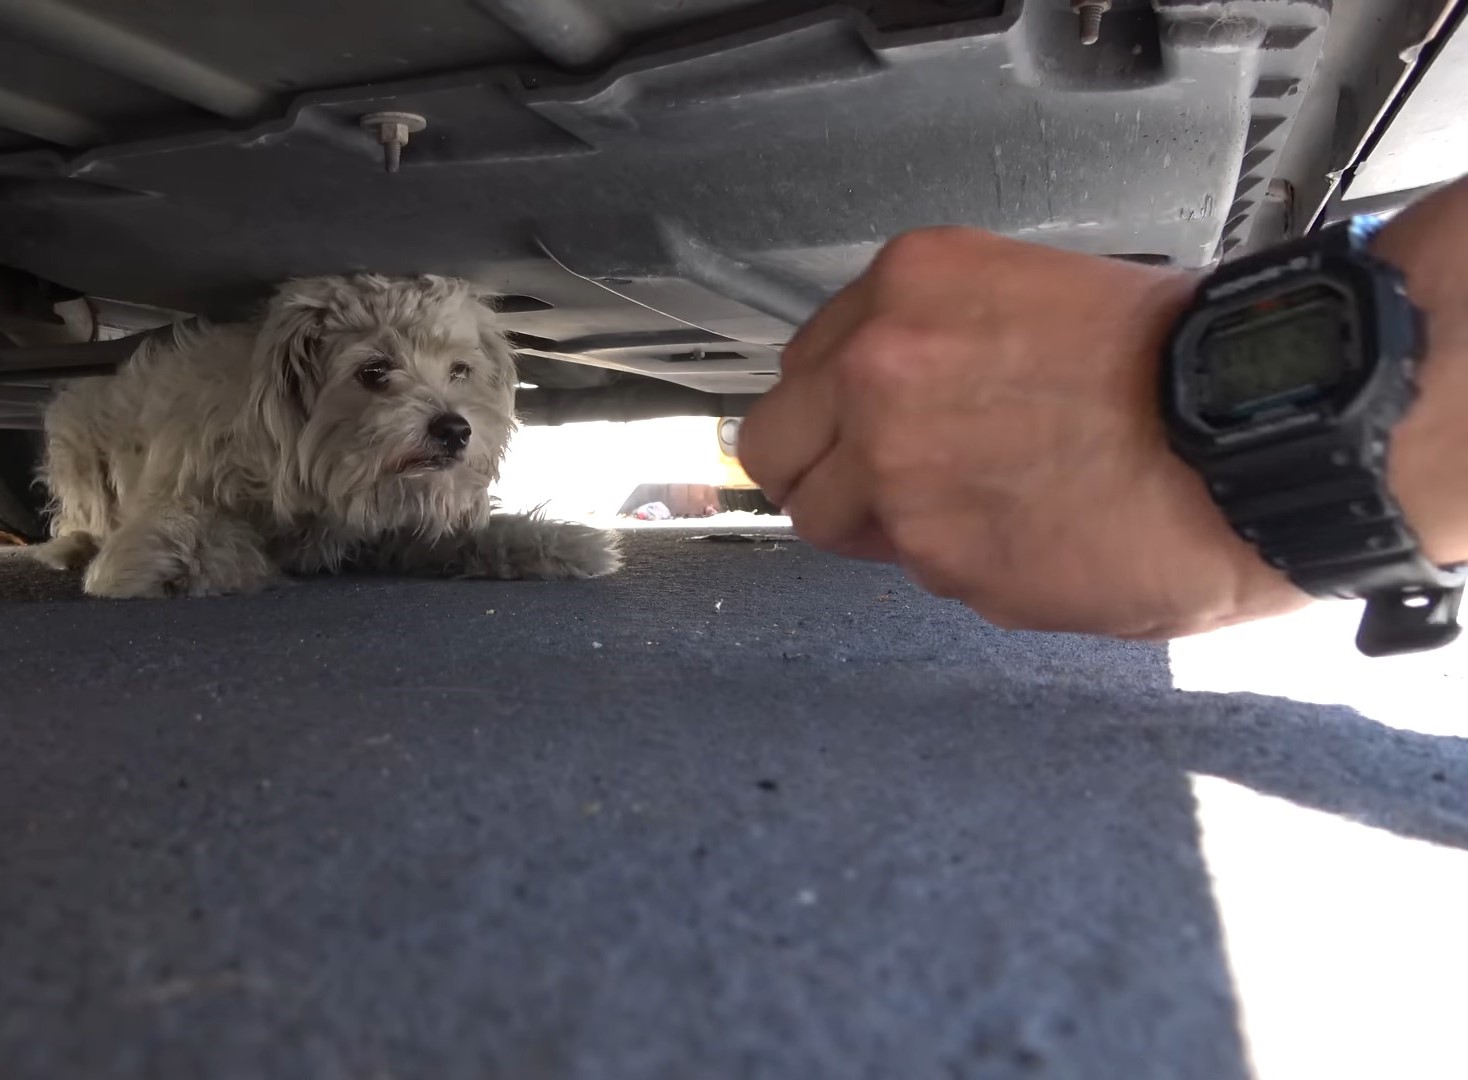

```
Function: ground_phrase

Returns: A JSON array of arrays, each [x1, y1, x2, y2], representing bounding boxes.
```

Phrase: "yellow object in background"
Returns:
[[716, 417, 756, 489]]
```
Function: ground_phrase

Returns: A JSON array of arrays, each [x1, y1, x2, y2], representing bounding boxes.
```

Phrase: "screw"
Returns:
[[1071, 0, 1111, 45], [359, 111, 427, 174]]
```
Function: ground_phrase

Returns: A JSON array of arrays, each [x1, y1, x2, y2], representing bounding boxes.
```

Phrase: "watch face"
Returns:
[[1193, 282, 1359, 428]]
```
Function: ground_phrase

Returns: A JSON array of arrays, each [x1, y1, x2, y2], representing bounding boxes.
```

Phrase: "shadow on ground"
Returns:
[[1, 532, 1464, 1079]]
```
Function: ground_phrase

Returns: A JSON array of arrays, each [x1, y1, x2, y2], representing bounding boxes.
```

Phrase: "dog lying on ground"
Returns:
[[32, 274, 622, 598]]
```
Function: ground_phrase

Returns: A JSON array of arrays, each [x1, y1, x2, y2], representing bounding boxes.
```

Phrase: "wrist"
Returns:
[[1389, 332, 1468, 566], [1375, 186, 1468, 566]]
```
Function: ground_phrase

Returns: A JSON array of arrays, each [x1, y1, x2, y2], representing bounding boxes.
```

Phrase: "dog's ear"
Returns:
[[467, 288, 517, 391], [249, 279, 335, 442]]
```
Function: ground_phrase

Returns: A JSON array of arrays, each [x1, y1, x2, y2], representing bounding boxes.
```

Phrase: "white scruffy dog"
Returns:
[[32, 274, 622, 598]]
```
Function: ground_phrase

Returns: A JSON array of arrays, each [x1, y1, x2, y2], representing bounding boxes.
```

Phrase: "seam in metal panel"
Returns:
[[0, 0, 269, 120]]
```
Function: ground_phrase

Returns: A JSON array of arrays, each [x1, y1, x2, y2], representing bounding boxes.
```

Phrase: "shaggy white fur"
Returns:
[[32, 274, 622, 598]]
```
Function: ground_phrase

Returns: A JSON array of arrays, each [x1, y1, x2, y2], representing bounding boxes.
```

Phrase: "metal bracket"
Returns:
[[0, 336, 142, 382]]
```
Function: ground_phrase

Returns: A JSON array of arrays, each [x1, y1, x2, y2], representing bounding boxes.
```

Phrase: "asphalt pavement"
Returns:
[[2, 528, 1465, 1079]]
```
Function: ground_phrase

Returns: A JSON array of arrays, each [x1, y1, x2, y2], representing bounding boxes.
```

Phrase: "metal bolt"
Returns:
[[1071, 1, 1111, 45], [359, 111, 427, 174]]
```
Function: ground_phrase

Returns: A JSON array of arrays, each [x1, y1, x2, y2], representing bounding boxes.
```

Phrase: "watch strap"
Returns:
[[1205, 435, 1465, 655]]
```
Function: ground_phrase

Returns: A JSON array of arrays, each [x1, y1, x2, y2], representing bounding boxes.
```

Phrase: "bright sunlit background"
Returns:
[[1175, 605, 1467, 1080], [496, 415, 787, 526]]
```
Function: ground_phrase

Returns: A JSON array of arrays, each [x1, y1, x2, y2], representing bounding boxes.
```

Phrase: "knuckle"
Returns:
[[834, 322, 930, 392], [872, 227, 973, 276], [835, 309, 976, 397], [858, 424, 924, 488], [839, 321, 903, 370]]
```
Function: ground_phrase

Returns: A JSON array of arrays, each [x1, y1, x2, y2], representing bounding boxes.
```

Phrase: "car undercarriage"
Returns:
[[0, 0, 1464, 533]]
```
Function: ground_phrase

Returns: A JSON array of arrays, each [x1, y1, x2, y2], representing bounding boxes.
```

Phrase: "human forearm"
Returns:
[[1377, 177, 1468, 566]]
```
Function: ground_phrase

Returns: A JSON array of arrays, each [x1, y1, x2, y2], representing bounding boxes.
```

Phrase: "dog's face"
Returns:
[[250, 274, 516, 525]]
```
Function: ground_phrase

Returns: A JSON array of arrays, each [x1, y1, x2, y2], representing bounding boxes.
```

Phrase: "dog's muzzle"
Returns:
[[396, 412, 473, 474]]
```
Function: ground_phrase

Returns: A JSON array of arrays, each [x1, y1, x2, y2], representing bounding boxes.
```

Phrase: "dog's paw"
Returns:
[[539, 522, 624, 580], [83, 555, 285, 599], [29, 532, 100, 572], [480, 517, 624, 580], [388, 515, 625, 581], [81, 519, 285, 599], [82, 547, 184, 598]]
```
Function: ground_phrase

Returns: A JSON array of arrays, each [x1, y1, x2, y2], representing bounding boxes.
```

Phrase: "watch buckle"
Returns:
[[1355, 580, 1464, 657]]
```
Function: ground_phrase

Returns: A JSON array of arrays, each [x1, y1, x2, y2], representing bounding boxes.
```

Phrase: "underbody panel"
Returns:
[[0, 0, 1458, 416]]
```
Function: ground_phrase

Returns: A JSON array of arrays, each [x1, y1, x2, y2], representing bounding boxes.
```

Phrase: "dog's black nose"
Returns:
[[428, 412, 471, 453]]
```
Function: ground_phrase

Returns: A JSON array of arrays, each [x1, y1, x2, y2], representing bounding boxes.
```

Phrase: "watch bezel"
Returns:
[[1164, 253, 1404, 462]]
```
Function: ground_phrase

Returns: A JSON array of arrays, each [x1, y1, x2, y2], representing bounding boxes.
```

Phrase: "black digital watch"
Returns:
[[1163, 216, 1464, 657]]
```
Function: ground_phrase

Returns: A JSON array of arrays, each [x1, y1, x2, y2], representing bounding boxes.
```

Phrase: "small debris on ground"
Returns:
[[629, 501, 672, 521], [688, 533, 792, 544]]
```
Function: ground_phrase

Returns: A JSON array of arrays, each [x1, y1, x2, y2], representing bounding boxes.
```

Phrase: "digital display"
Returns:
[[1198, 296, 1347, 419]]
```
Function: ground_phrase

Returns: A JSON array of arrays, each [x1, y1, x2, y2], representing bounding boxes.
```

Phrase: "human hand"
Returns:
[[738, 228, 1308, 638]]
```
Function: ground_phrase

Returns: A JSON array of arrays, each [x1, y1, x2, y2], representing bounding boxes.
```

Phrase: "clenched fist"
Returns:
[[738, 228, 1308, 639]]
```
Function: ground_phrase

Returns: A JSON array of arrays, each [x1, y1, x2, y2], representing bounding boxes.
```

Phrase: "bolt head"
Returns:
[[359, 111, 428, 135]]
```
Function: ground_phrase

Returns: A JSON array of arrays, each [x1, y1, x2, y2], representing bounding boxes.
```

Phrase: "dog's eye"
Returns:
[[356, 360, 392, 389], [449, 361, 472, 381]]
